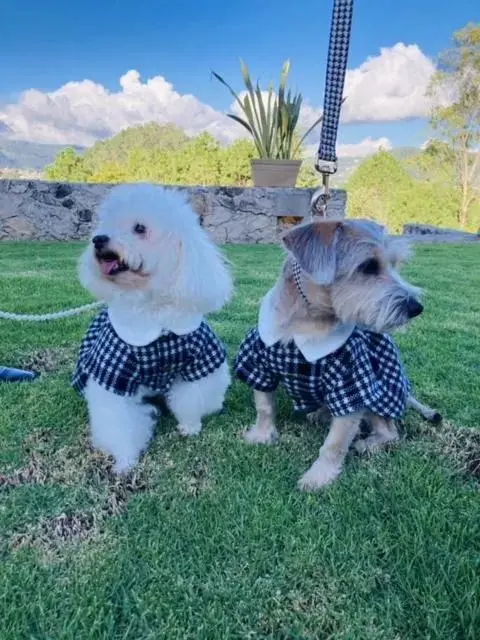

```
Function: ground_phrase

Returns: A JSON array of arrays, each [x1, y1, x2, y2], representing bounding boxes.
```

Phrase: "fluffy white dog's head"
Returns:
[[79, 184, 233, 314]]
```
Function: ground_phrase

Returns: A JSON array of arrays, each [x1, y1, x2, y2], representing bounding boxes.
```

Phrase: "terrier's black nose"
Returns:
[[406, 299, 423, 318], [92, 235, 110, 249]]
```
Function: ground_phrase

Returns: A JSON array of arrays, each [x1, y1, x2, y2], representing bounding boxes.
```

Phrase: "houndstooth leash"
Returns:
[[311, 0, 354, 218]]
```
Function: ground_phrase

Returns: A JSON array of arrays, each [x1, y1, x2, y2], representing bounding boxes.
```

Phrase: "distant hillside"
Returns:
[[310, 147, 420, 187], [0, 138, 85, 170], [0, 128, 420, 180]]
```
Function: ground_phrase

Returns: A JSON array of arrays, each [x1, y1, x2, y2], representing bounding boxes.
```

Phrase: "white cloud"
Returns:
[[337, 136, 392, 157], [341, 43, 438, 123], [0, 43, 449, 147], [0, 70, 243, 146], [248, 44, 443, 131], [304, 136, 392, 159]]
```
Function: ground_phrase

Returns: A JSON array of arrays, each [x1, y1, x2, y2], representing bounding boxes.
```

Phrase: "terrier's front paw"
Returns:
[[177, 423, 202, 437], [352, 438, 370, 454], [243, 425, 278, 445], [353, 435, 399, 455], [298, 459, 340, 491]]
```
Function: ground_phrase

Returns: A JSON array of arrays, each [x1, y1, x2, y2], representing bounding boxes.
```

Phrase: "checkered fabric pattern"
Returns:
[[72, 309, 226, 397], [316, 0, 354, 170], [235, 327, 411, 418]]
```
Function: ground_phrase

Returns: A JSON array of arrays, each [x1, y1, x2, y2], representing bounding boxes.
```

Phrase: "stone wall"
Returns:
[[0, 180, 347, 244], [403, 222, 479, 244]]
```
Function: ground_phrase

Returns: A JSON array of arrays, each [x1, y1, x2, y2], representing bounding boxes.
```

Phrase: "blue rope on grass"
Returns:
[[0, 367, 39, 382]]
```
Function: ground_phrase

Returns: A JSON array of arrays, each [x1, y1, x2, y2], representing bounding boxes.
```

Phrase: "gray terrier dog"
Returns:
[[235, 218, 441, 490]]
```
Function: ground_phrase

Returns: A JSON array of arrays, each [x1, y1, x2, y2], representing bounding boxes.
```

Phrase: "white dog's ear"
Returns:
[[282, 220, 343, 285], [174, 229, 234, 313]]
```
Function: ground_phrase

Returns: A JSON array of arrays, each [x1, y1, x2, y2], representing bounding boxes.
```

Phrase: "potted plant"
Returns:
[[212, 60, 323, 187]]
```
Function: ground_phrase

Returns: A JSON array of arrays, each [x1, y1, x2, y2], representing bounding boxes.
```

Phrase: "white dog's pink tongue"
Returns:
[[101, 260, 118, 275]]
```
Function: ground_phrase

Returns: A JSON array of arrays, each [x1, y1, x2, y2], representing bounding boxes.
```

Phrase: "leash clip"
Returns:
[[310, 173, 332, 218]]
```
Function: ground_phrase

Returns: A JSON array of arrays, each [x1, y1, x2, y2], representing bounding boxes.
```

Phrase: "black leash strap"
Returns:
[[312, 0, 354, 216]]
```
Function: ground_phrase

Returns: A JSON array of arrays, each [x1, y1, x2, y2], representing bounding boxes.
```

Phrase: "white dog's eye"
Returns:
[[133, 223, 146, 235]]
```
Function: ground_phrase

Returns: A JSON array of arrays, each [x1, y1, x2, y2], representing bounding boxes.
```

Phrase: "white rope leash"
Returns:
[[0, 301, 104, 322]]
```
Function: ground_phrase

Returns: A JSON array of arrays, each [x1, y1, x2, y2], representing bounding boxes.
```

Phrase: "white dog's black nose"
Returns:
[[406, 299, 423, 318], [92, 235, 110, 249]]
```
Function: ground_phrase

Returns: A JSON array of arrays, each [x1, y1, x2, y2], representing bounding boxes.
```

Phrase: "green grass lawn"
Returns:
[[0, 242, 479, 640]]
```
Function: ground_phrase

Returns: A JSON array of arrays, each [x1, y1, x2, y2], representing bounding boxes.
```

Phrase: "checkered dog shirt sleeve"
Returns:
[[234, 328, 281, 393], [72, 310, 227, 398], [235, 328, 411, 419]]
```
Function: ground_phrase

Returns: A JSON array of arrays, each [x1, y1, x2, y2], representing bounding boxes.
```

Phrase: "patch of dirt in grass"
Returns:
[[10, 469, 148, 552], [5, 431, 150, 553], [12, 512, 97, 550], [184, 456, 211, 497], [430, 422, 480, 480], [0, 453, 48, 488], [18, 347, 76, 374], [413, 419, 480, 482]]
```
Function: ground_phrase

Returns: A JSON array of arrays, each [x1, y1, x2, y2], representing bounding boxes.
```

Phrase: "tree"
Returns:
[[176, 134, 222, 186], [90, 162, 128, 184], [220, 139, 256, 186], [45, 147, 92, 182], [428, 22, 480, 227], [347, 151, 413, 231], [347, 149, 468, 232], [296, 161, 319, 188], [84, 122, 189, 174]]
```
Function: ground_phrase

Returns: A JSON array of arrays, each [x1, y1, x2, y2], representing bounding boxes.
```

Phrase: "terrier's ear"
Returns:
[[282, 220, 344, 285], [386, 234, 412, 267]]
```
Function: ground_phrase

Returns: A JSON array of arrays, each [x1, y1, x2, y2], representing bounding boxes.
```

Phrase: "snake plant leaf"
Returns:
[[210, 71, 248, 123], [239, 60, 263, 140], [225, 113, 254, 135], [243, 94, 266, 156], [214, 58, 315, 160]]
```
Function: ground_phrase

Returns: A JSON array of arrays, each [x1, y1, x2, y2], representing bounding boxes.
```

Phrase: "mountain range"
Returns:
[[0, 138, 85, 171]]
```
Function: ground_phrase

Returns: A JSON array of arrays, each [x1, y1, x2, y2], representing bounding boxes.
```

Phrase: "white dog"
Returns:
[[72, 184, 233, 473]]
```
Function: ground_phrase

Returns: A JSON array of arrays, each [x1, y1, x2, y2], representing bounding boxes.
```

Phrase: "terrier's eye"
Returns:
[[133, 223, 146, 235], [358, 258, 380, 276]]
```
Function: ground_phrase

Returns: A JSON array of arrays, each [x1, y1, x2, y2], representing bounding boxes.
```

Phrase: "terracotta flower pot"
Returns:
[[251, 159, 302, 187]]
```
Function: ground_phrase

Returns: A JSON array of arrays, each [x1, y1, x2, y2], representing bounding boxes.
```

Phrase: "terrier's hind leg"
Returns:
[[354, 414, 399, 454]]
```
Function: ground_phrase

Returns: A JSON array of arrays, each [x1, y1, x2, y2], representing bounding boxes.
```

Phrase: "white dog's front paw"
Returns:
[[177, 423, 202, 437], [243, 425, 278, 445], [113, 458, 137, 475], [298, 459, 341, 491]]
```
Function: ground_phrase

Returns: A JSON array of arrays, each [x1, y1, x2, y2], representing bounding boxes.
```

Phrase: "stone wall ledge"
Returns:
[[0, 180, 347, 244]]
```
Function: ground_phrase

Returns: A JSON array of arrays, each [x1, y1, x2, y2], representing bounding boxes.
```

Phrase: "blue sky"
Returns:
[[0, 0, 476, 154]]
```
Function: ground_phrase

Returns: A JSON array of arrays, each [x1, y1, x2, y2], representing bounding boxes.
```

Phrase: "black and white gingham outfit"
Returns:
[[235, 328, 411, 419], [72, 309, 226, 398]]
